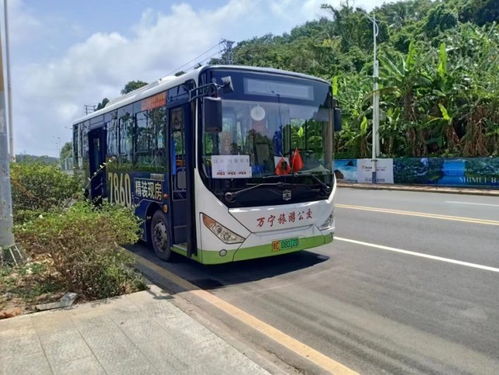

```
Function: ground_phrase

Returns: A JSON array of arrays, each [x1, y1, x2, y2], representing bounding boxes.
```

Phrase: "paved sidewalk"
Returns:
[[0, 286, 270, 375]]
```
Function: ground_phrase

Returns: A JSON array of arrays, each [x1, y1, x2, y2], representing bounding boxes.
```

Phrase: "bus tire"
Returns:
[[150, 210, 172, 261]]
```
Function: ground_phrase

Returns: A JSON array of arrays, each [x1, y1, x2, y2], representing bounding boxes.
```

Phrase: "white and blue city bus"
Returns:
[[72, 65, 341, 264]]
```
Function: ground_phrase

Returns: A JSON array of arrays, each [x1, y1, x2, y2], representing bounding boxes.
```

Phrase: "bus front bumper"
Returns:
[[196, 226, 334, 265]]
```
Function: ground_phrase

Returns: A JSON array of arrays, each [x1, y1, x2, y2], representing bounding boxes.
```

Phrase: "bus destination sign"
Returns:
[[141, 92, 167, 111]]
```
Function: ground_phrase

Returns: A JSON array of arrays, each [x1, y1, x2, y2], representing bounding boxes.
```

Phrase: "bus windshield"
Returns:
[[202, 99, 332, 179]]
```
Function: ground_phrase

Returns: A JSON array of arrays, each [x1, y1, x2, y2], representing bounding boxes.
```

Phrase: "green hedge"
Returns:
[[15, 202, 145, 299], [10, 162, 81, 222]]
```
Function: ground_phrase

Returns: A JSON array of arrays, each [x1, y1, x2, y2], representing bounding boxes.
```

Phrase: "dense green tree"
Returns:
[[96, 97, 109, 110], [120, 80, 148, 95], [95, 81, 147, 113], [15, 154, 59, 165], [59, 142, 72, 160], [220, 0, 498, 158], [458, 0, 499, 25], [423, 3, 458, 37]]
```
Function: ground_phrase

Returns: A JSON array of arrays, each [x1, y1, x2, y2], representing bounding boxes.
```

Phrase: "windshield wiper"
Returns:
[[300, 173, 331, 193], [263, 172, 331, 193], [224, 182, 292, 203]]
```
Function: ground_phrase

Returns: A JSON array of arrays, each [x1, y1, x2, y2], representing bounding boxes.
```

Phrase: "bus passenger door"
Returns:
[[88, 127, 107, 201], [169, 106, 189, 247]]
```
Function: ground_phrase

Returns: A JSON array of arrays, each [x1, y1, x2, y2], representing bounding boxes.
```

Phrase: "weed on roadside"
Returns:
[[15, 202, 147, 300]]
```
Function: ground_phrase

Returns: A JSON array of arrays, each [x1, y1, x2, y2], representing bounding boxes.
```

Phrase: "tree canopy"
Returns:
[[96, 98, 109, 110], [212, 0, 499, 158], [59, 142, 72, 160], [95, 81, 148, 111], [120, 80, 148, 95]]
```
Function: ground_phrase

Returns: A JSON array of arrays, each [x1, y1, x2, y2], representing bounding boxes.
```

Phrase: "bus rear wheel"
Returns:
[[150, 210, 172, 261]]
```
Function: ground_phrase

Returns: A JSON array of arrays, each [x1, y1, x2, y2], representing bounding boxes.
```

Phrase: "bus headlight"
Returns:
[[202, 213, 245, 244], [320, 212, 334, 230]]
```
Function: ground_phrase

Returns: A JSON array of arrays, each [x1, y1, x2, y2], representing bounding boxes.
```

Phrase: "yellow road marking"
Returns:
[[133, 254, 359, 375], [336, 203, 499, 226]]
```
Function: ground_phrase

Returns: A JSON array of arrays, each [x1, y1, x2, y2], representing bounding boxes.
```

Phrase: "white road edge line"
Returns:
[[445, 200, 499, 208], [335, 236, 499, 273]]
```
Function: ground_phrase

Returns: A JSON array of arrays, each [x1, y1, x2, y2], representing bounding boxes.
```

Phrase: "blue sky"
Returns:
[[7, 0, 381, 156]]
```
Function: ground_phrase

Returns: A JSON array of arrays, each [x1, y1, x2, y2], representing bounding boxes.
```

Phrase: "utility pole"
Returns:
[[0, 25, 22, 265], [84, 104, 96, 115], [367, 12, 380, 184], [3, 0, 13, 161], [221, 39, 235, 65]]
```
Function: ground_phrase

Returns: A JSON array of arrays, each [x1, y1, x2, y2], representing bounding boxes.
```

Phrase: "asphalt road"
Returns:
[[131, 188, 499, 374]]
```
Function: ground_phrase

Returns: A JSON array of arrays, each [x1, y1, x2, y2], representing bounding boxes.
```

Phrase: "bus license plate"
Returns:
[[272, 238, 299, 252]]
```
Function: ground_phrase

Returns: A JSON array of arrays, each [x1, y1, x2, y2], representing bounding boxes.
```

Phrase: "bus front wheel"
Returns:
[[151, 210, 172, 261]]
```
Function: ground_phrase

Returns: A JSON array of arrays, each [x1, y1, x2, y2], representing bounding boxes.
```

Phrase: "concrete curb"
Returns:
[[337, 182, 499, 197]]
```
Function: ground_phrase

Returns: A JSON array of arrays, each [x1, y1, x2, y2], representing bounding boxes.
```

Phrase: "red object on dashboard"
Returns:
[[275, 157, 291, 175], [291, 148, 304, 172]]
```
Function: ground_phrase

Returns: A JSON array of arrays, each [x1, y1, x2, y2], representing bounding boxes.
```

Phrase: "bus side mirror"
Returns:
[[221, 76, 234, 93], [203, 97, 223, 133], [333, 107, 342, 132]]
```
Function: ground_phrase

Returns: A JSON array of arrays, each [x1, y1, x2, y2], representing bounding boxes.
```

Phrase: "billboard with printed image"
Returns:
[[334, 159, 357, 182], [394, 158, 499, 187], [335, 157, 499, 188]]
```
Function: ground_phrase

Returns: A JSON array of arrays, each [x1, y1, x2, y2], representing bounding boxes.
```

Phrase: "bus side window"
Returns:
[[119, 114, 134, 164], [135, 108, 167, 169], [150, 107, 167, 168], [82, 122, 89, 165], [135, 111, 151, 166], [106, 119, 119, 158], [171, 108, 185, 170], [73, 125, 79, 167]]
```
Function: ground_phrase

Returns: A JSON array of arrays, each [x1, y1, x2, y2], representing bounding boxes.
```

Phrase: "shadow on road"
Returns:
[[128, 242, 329, 291]]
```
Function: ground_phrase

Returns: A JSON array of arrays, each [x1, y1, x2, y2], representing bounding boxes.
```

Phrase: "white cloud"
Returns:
[[270, 0, 328, 21], [12, 0, 380, 156], [7, 0, 42, 44], [13, 0, 255, 155]]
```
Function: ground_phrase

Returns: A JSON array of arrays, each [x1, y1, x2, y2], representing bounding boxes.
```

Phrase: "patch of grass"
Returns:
[[0, 260, 66, 312]]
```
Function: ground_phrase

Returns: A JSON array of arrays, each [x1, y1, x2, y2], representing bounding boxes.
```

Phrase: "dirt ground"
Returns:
[[0, 259, 66, 319]]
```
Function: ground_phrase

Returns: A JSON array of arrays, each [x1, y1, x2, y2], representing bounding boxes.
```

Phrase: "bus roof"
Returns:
[[72, 65, 329, 125]]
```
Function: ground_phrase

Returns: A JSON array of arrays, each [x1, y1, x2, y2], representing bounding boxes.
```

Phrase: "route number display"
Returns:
[[107, 172, 132, 208]]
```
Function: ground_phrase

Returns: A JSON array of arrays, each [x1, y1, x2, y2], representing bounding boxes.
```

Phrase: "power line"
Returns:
[[165, 39, 237, 78], [166, 41, 224, 76], [175, 49, 225, 74]]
